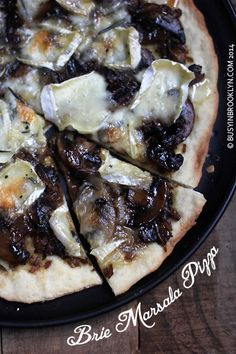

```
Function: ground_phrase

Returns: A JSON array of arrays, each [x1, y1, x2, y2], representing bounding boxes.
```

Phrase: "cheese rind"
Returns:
[[49, 202, 86, 258], [131, 60, 195, 125]]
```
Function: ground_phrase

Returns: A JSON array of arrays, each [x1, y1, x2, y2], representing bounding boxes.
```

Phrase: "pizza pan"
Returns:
[[0, 0, 235, 328]]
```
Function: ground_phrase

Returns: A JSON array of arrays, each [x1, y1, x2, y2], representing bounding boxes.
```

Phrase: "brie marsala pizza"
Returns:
[[0, 0, 218, 302]]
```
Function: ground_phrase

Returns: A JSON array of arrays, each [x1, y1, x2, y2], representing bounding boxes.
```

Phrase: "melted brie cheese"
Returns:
[[55, 0, 95, 15], [91, 27, 141, 69], [1, 68, 43, 114], [99, 149, 152, 188], [0, 92, 46, 160], [16, 19, 81, 71], [0, 160, 45, 212], [41, 72, 110, 133], [49, 201, 85, 258], [190, 78, 212, 104], [131, 60, 195, 125], [17, 0, 49, 20], [91, 239, 125, 262]]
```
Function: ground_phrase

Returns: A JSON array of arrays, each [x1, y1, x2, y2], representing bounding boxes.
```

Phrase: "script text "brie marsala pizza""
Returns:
[[0, 0, 218, 303]]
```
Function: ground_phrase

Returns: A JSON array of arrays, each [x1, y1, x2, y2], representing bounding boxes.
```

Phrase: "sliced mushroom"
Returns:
[[130, 3, 186, 44], [134, 180, 168, 227]]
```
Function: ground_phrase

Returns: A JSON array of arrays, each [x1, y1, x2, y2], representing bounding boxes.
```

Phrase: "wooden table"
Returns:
[[1, 2, 236, 353]]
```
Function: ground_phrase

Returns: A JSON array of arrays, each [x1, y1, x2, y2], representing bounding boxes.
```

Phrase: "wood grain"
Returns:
[[1, 303, 139, 354]]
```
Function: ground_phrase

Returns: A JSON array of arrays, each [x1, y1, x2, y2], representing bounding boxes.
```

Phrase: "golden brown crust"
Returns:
[[171, 0, 219, 187]]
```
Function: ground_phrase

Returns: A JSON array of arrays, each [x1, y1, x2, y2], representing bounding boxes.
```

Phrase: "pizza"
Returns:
[[0, 0, 218, 303]]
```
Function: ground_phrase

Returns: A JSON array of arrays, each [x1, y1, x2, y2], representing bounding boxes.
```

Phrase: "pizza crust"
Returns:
[[107, 186, 206, 295], [168, 0, 219, 187], [0, 256, 102, 303]]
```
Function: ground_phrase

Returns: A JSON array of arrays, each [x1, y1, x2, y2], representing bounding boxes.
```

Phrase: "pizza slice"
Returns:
[[40, 0, 218, 188], [52, 131, 206, 295], [0, 147, 101, 303]]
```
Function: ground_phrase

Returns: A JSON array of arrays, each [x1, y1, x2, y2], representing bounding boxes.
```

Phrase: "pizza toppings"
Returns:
[[55, 0, 95, 15], [0, 91, 46, 160], [49, 203, 85, 258], [41, 58, 195, 174], [0, 150, 90, 270], [16, 19, 81, 71], [102, 67, 140, 106], [129, 2, 187, 63], [0, 160, 45, 212], [86, 26, 142, 69], [54, 131, 180, 256], [41, 72, 110, 133], [142, 99, 195, 171], [131, 59, 194, 125], [17, 0, 51, 21]]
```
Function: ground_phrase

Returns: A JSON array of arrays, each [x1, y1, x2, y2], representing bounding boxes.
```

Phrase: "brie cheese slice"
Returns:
[[131, 59, 195, 125], [99, 150, 152, 188], [92, 27, 141, 69], [16, 19, 81, 71], [41, 72, 110, 133], [0, 92, 46, 160], [55, 0, 95, 15], [0, 160, 45, 213], [49, 201, 86, 258]]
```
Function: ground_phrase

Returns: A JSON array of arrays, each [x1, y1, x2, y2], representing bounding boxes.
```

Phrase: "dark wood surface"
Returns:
[[1, 1, 235, 352]]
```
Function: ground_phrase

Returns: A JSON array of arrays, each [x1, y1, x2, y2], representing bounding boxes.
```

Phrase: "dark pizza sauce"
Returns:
[[141, 99, 195, 172]]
